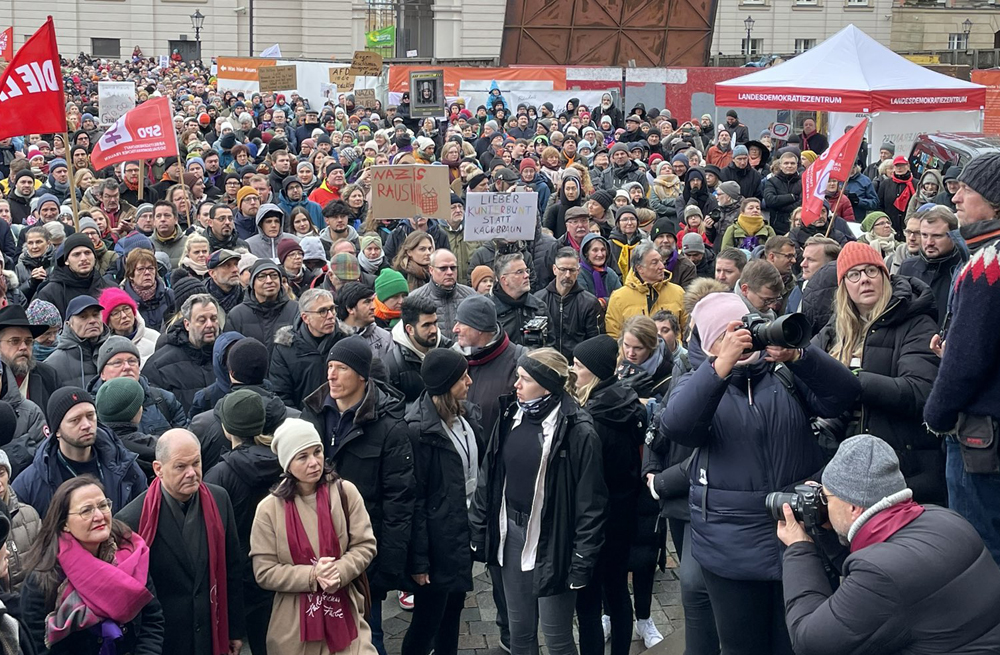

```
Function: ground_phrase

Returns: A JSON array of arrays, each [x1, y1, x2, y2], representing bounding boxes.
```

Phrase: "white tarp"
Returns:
[[828, 110, 982, 164]]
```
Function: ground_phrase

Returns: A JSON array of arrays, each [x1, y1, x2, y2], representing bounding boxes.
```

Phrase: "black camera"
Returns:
[[765, 484, 828, 532], [741, 312, 811, 352], [522, 316, 549, 348]]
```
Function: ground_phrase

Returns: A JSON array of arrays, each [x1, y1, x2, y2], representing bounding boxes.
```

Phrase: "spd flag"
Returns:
[[0, 18, 64, 140], [800, 119, 868, 226], [90, 97, 178, 170], [0, 27, 13, 62]]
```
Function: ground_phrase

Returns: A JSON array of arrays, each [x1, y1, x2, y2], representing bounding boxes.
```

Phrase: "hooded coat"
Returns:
[[246, 207, 299, 262], [45, 325, 111, 388], [33, 261, 111, 320], [813, 275, 944, 504], [0, 366, 48, 479], [225, 276, 300, 354], [189, 331, 245, 419], [658, 338, 860, 581], [141, 320, 215, 412], [269, 319, 351, 408], [543, 177, 584, 239], [677, 169, 718, 218], [906, 168, 944, 218]]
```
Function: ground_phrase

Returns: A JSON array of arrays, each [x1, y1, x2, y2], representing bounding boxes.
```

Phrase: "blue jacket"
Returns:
[[658, 338, 859, 581], [277, 192, 324, 230], [189, 331, 245, 419], [235, 211, 257, 241], [845, 172, 879, 218], [12, 426, 146, 519]]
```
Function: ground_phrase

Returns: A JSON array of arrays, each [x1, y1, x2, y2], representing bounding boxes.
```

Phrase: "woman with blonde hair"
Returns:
[[571, 335, 647, 655], [616, 314, 672, 400], [174, 233, 211, 282], [470, 348, 606, 655], [391, 230, 434, 291], [251, 418, 378, 655], [812, 241, 943, 503]]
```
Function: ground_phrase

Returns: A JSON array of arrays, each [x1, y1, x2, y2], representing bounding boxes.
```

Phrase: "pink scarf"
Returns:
[[138, 479, 230, 655], [47, 532, 153, 646], [285, 482, 358, 651], [850, 500, 925, 552]]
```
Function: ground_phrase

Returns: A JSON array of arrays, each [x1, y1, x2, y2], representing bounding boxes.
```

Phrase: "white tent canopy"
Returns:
[[715, 25, 985, 114]]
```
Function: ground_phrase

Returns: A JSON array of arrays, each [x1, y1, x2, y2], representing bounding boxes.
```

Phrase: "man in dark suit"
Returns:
[[117, 429, 245, 655]]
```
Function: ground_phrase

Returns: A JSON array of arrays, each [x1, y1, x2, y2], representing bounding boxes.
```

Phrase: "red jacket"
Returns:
[[308, 181, 341, 208]]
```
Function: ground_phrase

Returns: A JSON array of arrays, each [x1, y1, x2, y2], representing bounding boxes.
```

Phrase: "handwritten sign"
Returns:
[[355, 88, 377, 109], [464, 192, 539, 241], [329, 67, 354, 93], [370, 165, 451, 221], [98, 81, 136, 127], [257, 65, 297, 93], [349, 50, 383, 77], [158, 55, 169, 69]]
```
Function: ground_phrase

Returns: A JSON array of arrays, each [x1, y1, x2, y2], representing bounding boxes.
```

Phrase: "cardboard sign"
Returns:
[[464, 192, 539, 241], [329, 66, 354, 92], [370, 165, 451, 221], [409, 69, 445, 118], [257, 65, 297, 93], [349, 50, 383, 77], [355, 88, 377, 108], [158, 55, 169, 69], [98, 81, 136, 127]]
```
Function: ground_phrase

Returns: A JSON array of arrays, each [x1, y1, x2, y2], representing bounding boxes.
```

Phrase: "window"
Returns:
[[795, 0, 818, 5], [742, 38, 764, 55], [740, 0, 765, 5], [846, 0, 869, 5], [948, 33, 969, 50], [91, 38, 121, 58], [794, 39, 816, 53]]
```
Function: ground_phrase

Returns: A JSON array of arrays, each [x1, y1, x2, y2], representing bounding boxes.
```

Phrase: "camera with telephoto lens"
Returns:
[[741, 312, 811, 353], [522, 316, 549, 348], [765, 484, 828, 532]]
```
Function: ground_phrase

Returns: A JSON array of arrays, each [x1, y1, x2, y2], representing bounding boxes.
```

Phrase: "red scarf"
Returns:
[[138, 479, 230, 655], [850, 499, 925, 552], [891, 173, 916, 213], [284, 483, 358, 652]]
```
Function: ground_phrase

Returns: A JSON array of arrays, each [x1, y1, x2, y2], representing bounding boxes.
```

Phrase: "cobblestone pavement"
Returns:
[[382, 555, 684, 655]]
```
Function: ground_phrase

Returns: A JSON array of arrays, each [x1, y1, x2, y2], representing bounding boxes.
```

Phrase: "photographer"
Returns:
[[778, 435, 1000, 654], [493, 253, 554, 348], [658, 293, 860, 655]]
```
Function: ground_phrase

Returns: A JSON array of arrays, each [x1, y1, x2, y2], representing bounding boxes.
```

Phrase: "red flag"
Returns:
[[0, 28, 13, 63], [800, 119, 868, 226], [90, 97, 179, 170], [0, 18, 65, 140]]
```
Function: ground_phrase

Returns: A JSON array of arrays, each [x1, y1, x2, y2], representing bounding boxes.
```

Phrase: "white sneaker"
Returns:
[[602, 614, 611, 641], [635, 618, 664, 649]]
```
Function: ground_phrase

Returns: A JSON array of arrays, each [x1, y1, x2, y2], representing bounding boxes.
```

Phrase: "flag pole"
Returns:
[[138, 160, 144, 202], [825, 185, 847, 238], [62, 137, 81, 232]]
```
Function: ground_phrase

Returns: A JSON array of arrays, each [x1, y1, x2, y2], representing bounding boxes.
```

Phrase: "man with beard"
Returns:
[[71, 145, 91, 175], [267, 149, 293, 197], [234, 186, 261, 241], [151, 201, 188, 268], [119, 160, 159, 207], [385, 295, 450, 402], [706, 128, 733, 168], [203, 151, 223, 188], [719, 145, 762, 200], [277, 177, 323, 229], [33, 233, 111, 324], [225, 260, 299, 352], [12, 386, 145, 519], [205, 203, 247, 252], [82, 178, 137, 230], [877, 155, 916, 234], [602, 142, 648, 192], [205, 249, 245, 315], [408, 249, 475, 333], [0, 305, 58, 416], [45, 296, 112, 388], [898, 206, 963, 326], [318, 200, 360, 253], [335, 282, 392, 357], [142, 294, 220, 411], [681, 232, 717, 280]]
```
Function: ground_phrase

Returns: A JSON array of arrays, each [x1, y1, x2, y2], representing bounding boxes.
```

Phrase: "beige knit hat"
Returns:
[[271, 418, 324, 471]]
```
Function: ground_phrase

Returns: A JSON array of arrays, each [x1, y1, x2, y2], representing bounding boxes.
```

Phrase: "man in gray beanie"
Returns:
[[778, 434, 1000, 654]]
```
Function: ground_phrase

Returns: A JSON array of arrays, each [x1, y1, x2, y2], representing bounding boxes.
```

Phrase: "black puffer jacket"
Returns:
[[225, 287, 299, 354], [898, 248, 964, 326], [783, 506, 1000, 655], [104, 420, 158, 481], [533, 281, 601, 360], [301, 379, 415, 592], [470, 392, 607, 596], [406, 393, 485, 592], [493, 286, 554, 348], [813, 275, 943, 504], [33, 264, 111, 319], [269, 319, 350, 408], [801, 261, 839, 337], [763, 170, 802, 236], [719, 162, 762, 201], [140, 320, 215, 412]]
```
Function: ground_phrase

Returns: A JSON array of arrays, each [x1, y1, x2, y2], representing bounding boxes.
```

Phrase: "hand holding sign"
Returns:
[[464, 192, 538, 242]]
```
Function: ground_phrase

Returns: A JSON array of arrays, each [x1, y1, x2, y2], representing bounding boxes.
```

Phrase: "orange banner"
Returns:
[[972, 69, 1000, 136], [216, 57, 276, 82], [388, 66, 567, 96]]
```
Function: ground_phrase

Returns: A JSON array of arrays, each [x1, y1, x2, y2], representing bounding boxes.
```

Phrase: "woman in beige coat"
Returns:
[[251, 417, 378, 655]]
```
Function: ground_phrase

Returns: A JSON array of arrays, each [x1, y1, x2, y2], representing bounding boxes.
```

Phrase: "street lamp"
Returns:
[[744, 15, 755, 57], [190, 10, 205, 60]]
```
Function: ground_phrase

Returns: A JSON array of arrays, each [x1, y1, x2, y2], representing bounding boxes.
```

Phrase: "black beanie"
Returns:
[[0, 401, 16, 448], [327, 336, 372, 379], [219, 388, 266, 439], [47, 387, 94, 435], [958, 152, 1000, 206], [573, 335, 619, 381], [421, 349, 469, 396], [172, 276, 208, 312], [58, 233, 96, 266], [590, 189, 614, 211], [227, 337, 269, 385]]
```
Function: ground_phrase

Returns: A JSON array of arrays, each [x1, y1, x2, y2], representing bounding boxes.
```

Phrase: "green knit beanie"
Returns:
[[219, 388, 266, 439], [95, 377, 145, 424], [861, 211, 889, 233], [374, 268, 409, 302]]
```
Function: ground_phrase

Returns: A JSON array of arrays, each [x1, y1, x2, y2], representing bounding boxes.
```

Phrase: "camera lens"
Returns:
[[765, 491, 800, 522]]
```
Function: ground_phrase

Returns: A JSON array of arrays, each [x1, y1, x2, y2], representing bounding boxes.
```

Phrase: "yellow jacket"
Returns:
[[605, 269, 687, 338]]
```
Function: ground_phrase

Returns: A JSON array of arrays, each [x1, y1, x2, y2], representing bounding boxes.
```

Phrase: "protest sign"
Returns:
[[158, 55, 168, 69], [98, 81, 136, 126], [329, 66, 354, 92], [410, 69, 445, 118], [258, 65, 297, 92], [370, 165, 450, 221], [320, 83, 338, 102], [355, 88, 377, 108], [464, 192, 538, 241], [349, 50, 383, 77]]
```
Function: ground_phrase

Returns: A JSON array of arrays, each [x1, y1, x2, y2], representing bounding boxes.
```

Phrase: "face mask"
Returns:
[[517, 392, 558, 419], [33, 341, 57, 362]]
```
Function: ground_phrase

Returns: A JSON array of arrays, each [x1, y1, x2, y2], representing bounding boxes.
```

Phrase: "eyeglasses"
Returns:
[[134, 266, 156, 274], [756, 294, 783, 307], [256, 272, 281, 281], [772, 251, 796, 261], [505, 268, 529, 277], [69, 498, 113, 520], [903, 229, 921, 238], [305, 306, 336, 316], [106, 356, 140, 370], [556, 266, 580, 274], [0, 337, 32, 348], [845, 265, 882, 283], [433, 265, 458, 271]]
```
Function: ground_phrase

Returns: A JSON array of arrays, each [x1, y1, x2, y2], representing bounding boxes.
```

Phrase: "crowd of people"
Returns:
[[0, 50, 995, 655]]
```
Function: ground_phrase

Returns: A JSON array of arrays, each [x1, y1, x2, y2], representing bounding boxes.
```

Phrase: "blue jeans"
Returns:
[[946, 437, 1000, 565]]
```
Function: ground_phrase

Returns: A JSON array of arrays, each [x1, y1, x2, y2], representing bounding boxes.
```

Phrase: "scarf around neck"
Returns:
[[373, 297, 401, 326], [580, 260, 608, 299], [737, 213, 764, 235], [891, 173, 915, 212], [47, 532, 153, 648], [284, 482, 358, 651], [357, 251, 383, 274], [138, 479, 229, 655], [181, 256, 208, 277], [849, 491, 923, 552]]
